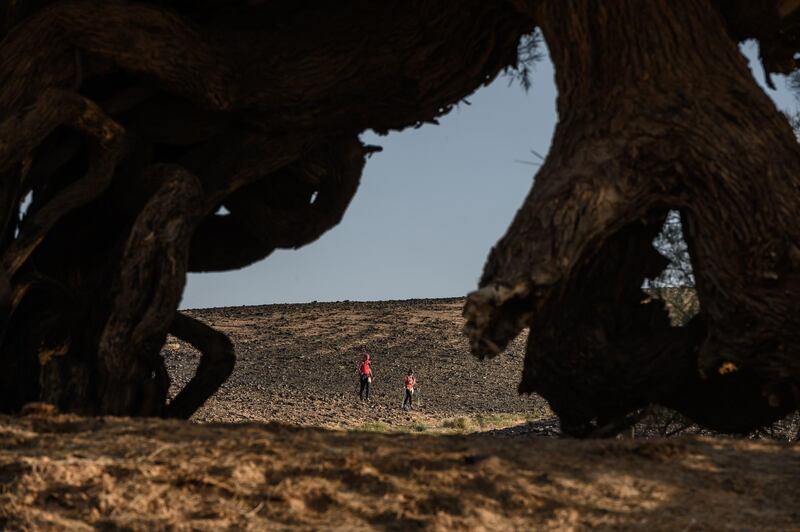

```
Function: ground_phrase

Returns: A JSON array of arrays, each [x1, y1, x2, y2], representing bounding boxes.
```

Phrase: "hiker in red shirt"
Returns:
[[358, 353, 373, 401], [402, 368, 416, 410]]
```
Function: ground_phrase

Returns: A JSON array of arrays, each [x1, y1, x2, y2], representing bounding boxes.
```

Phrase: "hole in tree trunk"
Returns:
[[643, 210, 699, 326], [14, 191, 33, 238]]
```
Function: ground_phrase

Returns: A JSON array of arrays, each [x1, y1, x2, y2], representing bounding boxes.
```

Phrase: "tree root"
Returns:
[[166, 313, 235, 420]]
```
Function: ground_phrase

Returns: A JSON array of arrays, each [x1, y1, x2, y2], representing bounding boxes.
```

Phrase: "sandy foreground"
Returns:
[[1, 413, 799, 531]]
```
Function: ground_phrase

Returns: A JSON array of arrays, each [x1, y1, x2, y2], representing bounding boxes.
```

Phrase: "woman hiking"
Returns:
[[358, 352, 373, 401], [402, 368, 416, 410]]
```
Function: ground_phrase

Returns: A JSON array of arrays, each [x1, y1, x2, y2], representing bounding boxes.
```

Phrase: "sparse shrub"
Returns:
[[442, 417, 470, 430], [352, 421, 388, 433], [475, 413, 512, 429], [411, 423, 428, 432]]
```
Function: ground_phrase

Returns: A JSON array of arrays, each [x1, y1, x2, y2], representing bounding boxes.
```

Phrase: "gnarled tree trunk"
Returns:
[[466, 0, 800, 436], [0, 0, 534, 417]]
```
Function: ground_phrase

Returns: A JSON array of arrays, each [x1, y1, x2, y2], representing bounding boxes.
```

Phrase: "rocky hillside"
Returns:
[[165, 298, 550, 430]]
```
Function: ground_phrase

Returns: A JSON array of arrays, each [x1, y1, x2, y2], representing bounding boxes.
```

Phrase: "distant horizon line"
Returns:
[[180, 284, 696, 311], [180, 294, 469, 311]]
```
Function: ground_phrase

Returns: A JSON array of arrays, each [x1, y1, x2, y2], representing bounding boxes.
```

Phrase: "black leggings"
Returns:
[[359, 374, 370, 400], [403, 389, 413, 408]]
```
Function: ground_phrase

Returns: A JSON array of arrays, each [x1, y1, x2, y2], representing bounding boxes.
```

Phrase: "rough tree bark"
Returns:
[[466, 0, 800, 436]]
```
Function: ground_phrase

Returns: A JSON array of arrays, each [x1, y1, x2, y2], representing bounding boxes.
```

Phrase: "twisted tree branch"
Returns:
[[97, 164, 202, 416], [166, 312, 235, 419]]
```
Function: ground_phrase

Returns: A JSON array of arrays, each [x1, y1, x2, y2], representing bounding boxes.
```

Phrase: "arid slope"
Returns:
[[165, 298, 549, 430]]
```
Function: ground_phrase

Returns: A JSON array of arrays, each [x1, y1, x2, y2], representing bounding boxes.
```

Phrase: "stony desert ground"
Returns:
[[1, 298, 799, 530], [165, 298, 554, 433]]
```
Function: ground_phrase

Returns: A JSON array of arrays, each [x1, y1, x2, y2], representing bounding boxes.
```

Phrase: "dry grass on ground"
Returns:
[[2, 414, 799, 531]]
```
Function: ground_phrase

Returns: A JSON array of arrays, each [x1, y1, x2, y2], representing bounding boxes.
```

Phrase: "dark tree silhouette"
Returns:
[[465, 0, 800, 436], [0, 0, 534, 416], [2, 1, 800, 436]]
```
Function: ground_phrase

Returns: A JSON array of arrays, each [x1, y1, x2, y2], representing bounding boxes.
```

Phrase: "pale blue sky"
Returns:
[[182, 42, 797, 309]]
